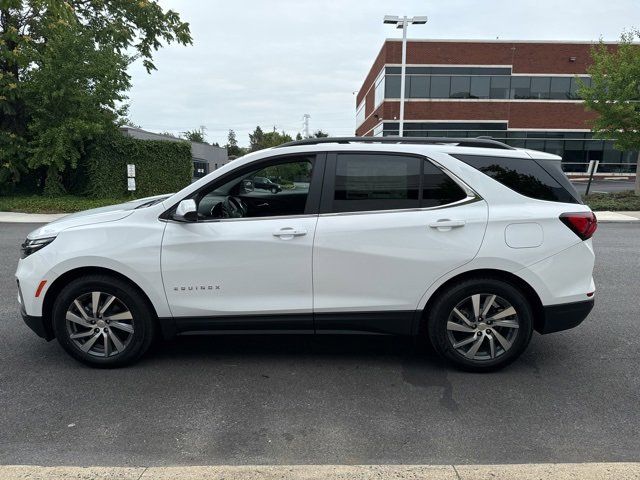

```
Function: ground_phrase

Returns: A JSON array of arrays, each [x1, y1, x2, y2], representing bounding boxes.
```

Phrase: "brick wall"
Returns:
[[355, 40, 612, 136]]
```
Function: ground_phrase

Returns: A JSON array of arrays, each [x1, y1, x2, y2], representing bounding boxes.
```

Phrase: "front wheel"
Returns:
[[427, 277, 534, 372], [52, 275, 155, 368]]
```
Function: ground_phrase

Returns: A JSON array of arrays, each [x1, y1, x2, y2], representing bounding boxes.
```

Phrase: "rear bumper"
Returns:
[[537, 299, 594, 334]]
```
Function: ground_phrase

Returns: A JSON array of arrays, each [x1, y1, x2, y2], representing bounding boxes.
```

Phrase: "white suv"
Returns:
[[15, 137, 597, 371]]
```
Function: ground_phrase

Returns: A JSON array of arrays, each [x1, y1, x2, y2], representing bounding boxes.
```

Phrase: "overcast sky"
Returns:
[[125, 0, 639, 147]]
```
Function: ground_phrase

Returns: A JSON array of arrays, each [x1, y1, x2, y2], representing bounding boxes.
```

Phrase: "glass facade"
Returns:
[[382, 66, 590, 100], [378, 122, 637, 173]]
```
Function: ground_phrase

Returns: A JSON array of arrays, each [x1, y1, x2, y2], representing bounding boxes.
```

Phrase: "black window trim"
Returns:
[[159, 152, 327, 222], [318, 151, 481, 216]]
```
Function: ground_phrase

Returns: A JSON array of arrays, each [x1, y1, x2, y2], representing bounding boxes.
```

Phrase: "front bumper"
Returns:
[[18, 280, 53, 341], [536, 298, 594, 334], [21, 311, 54, 341]]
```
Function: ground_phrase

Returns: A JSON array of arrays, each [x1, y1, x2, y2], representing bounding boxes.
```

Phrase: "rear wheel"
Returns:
[[427, 277, 534, 371], [52, 275, 155, 368]]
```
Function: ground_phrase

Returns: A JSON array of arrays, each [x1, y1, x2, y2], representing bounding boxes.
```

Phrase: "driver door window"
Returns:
[[197, 157, 315, 220]]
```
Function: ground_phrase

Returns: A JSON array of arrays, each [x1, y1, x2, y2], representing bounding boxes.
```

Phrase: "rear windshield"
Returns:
[[453, 154, 580, 204]]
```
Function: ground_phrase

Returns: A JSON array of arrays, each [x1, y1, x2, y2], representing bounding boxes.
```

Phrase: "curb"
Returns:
[[0, 463, 638, 480], [0, 212, 66, 223]]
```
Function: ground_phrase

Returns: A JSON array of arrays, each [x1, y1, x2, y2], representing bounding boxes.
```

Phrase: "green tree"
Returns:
[[0, 0, 192, 193], [226, 129, 244, 157], [182, 126, 206, 143], [580, 31, 640, 195], [248, 125, 265, 151], [312, 129, 329, 138], [262, 127, 293, 148]]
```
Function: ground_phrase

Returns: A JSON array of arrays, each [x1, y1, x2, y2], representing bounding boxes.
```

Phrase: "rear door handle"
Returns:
[[428, 219, 466, 231], [273, 227, 307, 239]]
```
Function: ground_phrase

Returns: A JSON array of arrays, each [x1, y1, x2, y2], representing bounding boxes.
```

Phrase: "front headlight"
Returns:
[[21, 237, 56, 259]]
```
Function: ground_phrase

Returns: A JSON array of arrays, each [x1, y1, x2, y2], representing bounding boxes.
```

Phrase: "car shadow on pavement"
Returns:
[[145, 333, 445, 367]]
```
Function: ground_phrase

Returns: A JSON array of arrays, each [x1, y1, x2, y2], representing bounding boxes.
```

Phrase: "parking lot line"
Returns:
[[1, 463, 638, 480]]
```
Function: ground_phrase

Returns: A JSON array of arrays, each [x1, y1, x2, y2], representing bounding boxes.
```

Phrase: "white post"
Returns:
[[399, 17, 408, 138]]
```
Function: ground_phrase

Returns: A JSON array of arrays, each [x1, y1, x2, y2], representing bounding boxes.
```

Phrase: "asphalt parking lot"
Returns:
[[0, 222, 639, 467], [571, 177, 636, 194]]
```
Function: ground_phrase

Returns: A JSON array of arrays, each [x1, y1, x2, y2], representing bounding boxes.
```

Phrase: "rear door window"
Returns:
[[330, 153, 468, 213], [453, 154, 579, 203]]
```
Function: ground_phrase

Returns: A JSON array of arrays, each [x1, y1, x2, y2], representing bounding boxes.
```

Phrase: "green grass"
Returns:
[[0, 195, 133, 214], [583, 190, 640, 211]]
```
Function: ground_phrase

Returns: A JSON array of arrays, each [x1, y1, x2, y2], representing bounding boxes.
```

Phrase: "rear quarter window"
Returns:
[[452, 154, 579, 204]]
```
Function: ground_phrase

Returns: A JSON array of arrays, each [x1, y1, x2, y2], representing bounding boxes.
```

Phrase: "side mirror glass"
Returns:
[[242, 179, 254, 192], [173, 199, 198, 222]]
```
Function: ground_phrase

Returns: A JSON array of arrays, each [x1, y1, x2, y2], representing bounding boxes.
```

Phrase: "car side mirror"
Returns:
[[173, 199, 198, 222], [242, 179, 254, 192]]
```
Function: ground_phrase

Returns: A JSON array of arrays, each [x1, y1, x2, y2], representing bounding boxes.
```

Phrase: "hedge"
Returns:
[[86, 134, 192, 198]]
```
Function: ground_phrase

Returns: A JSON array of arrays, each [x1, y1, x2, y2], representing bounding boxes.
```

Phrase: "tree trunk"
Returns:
[[636, 150, 640, 196]]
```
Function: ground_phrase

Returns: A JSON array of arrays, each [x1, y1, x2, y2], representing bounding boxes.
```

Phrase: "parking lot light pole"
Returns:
[[383, 15, 428, 137]]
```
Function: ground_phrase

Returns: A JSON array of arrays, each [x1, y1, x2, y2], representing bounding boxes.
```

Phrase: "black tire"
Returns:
[[270, 186, 278, 194], [426, 277, 534, 372], [52, 274, 155, 368]]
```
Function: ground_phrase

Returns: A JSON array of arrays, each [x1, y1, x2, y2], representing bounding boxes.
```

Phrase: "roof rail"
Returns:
[[276, 136, 514, 150]]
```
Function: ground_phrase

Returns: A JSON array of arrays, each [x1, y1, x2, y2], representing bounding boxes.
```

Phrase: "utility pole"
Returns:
[[303, 114, 310, 138], [383, 15, 428, 137]]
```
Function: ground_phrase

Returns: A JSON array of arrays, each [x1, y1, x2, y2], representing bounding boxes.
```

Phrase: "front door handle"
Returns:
[[428, 219, 466, 231], [273, 227, 307, 239]]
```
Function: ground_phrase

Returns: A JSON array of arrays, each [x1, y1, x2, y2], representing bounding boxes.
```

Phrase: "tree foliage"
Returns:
[[579, 31, 640, 193], [182, 126, 206, 143], [226, 129, 244, 157], [0, 0, 192, 193]]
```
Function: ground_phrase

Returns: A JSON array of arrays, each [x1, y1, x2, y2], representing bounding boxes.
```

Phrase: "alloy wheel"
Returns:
[[65, 291, 134, 357], [446, 293, 520, 361]]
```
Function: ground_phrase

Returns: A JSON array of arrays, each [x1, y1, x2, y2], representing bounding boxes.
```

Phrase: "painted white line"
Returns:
[[0, 464, 638, 480], [0, 212, 66, 223]]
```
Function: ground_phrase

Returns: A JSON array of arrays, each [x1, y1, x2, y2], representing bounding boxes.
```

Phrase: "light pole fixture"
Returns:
[[383, 15, 428, 137]]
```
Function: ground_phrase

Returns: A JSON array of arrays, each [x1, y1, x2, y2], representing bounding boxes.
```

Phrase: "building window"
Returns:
[[379, 69, 591, 101], [490, 76, 510, 99], [530, 77, 551, 99], [384, 75, 401, 98], [356, 100, 365, 127], [450, 76, 471, 98], [550, 77, 572, 100], [430, 76, 451, 98], [470, 76, 491, 99], [376, 122, 637, 174], [374, 71, 385, 106], [408, 75, 430, 98], [510, 76, 531, 99]]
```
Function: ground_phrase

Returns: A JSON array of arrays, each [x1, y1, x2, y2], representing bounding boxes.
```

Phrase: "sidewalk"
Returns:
[[1, 463, 639, 480], [2, 211, 640, 223], [0, 212, 66, 223], [595, 211, 640, 221]]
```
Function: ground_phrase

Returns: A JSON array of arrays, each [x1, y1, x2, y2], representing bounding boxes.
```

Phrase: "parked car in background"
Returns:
[[16, 137, 596, 371], [252, 176, 282, 193]]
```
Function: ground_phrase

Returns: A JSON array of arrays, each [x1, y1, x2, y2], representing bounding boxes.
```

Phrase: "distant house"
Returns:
[[119, 126, 229, 179]]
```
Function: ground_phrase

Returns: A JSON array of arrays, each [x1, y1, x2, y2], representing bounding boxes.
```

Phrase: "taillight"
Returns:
[[559, 212, 597, 240]]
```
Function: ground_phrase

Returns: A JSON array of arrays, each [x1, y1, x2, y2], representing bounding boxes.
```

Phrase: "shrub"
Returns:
[[86, 134, 192, 198], [583, 190, 640, 211]]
